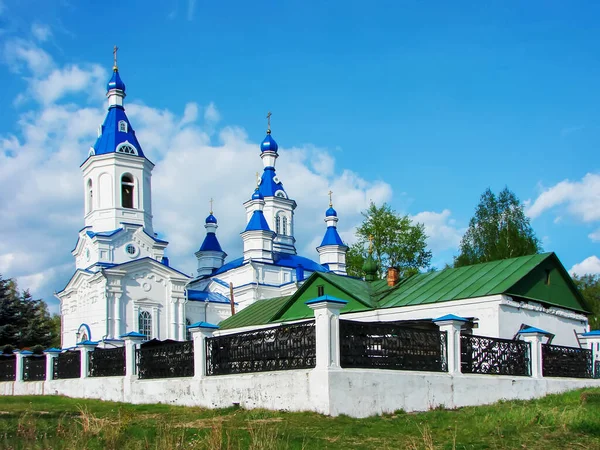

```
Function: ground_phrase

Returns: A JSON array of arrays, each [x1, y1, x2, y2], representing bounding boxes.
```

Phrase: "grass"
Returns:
[[0, 389, 599, 449]]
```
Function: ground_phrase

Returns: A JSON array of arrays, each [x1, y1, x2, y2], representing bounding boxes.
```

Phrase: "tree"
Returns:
[[455, 187, 541, 267], [346, 202, 432, 278], [572, 274, 600, 330]]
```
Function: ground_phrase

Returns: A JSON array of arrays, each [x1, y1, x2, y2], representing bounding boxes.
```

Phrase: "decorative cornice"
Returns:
[[500, 296, 588, 322]]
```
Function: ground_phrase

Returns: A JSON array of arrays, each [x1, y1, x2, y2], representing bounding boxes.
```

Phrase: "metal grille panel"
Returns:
[[23, 355, 46, 381], [206, 321, 316, 376], [0, 355, 15, 381], [136, 341, 194, 379], [542, 344, 593, 378], [89, 347, 125, 377], [53, 351, 81, 379], [460, 334, 530, 376], [339, 320, 448, 372]]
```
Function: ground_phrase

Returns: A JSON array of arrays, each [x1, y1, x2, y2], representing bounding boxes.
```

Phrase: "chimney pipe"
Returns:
[[387, 267, 399, 287]]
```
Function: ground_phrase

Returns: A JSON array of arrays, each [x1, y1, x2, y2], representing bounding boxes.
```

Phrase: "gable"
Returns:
[[506, 254, 587, 313]]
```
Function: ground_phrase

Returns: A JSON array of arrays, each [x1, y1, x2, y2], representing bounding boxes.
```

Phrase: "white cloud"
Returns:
[[203, 102, 220, 123], [31, 23, 52, 42], [3, 38, 53, 75], [30, 64, 107, 105], [570, 256, 600, 276], [410, 209, 463, 253], [526, 173, 600, 223]]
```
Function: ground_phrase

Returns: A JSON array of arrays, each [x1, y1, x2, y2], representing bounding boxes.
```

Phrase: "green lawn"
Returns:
[[0, 389, 599, 449]]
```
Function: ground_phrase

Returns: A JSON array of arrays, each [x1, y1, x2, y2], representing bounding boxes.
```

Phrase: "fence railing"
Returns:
[[23, 355, 46, 381], [136, 341, 194, 379], [206, 321, 316, 376], [339, 320, 448, 372], [460, 334, 530, 376], [542, 344, 593, 378], [0, 355, 15, 381], [595, 360, 600, 379], [89, 347, 125, 377], [53, 351, 81, 379]]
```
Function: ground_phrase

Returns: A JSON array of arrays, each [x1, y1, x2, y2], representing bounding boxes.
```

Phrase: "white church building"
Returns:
[[56, 59, 348, 348]]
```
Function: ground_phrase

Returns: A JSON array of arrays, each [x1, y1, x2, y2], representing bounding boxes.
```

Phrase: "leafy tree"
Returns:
[[572, 274, 600, 330], [455, 187, 541, 267], [346, 202, 432, 278]]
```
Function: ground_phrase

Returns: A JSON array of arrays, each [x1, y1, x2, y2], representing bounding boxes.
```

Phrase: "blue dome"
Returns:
[[326, 207, 337, 217], [251, 189, 263, 200], [205, 214, 217, 224], [260, 133, 278, 153], [107, 70, 126, 92]]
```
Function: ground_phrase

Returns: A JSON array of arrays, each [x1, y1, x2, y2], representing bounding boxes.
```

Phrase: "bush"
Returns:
[[2, 344, 15, 354], [31, 345, 44, 355]]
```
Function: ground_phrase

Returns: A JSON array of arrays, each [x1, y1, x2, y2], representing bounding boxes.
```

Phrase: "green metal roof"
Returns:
[[218, 295, 291, 330]]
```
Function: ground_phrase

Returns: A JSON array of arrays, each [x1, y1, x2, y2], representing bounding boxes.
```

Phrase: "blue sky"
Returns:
[[2, 0, 600, 312]]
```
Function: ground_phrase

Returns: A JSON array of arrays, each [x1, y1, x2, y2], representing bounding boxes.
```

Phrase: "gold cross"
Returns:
[[255, 171, 260, 187], [266, 111, 272, 132], [328, 190, 333, 207], [113, 45, 119, 71], [368, 235, 374, 253], [209, 198, 213, 214]]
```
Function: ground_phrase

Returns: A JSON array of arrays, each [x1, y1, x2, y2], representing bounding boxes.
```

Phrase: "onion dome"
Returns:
[[363, 252, 378, 282], [260, 131, 278, 153], [107, 69, 126, 92], [205, 214, 217, 224], [251, 188, 264, 200], [326, 206, 337, 217]]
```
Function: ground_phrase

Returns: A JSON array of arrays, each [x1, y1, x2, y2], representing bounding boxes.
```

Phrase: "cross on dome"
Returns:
[[209, 198, 214, 215], [266, 111, 272, 134], [113, 45, 119, 71]]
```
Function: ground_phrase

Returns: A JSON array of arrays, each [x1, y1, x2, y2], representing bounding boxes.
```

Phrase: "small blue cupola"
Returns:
[[326, 206, 337, 217], [195, 207, 227, 276], [107, 69, 126, 92], [261, 131, 279, 153], [316, 194, 348, 275]]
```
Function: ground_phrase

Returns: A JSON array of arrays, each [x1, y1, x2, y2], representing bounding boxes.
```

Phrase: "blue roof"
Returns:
[[107, 69, 126, 92], [119, 331, 146, 338], [86, 228, 121, 239], [258, 167, 286, 198], [244, 210, 271, 232], [518, 326, 551, 335], [432, 314, 469, 323], [187, 290, 231, 304], [212, 253, 329, 277], [260, 133, 278, 152], [77, 340, 99, 346], [582, 330, 600, 337], [305, 295, 348, 305], [206, 214, 217, 224], [326, 207, 337, 217], [92, 105, 145, 158], [44, 348, 62, 353], [187, 321, 220, 329], [320, 226, 345, 247], [252, 189, 264, 200], [199, 232, 223, 252]]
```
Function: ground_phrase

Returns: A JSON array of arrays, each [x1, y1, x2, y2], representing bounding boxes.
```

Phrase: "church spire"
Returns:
[[317, 192, 348, 275], [195, 204, 227, 276]]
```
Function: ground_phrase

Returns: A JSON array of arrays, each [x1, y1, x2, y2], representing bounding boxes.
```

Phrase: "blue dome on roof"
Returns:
[[205, 214, 217, 224], [107, 70, 126, 92], [251, 189, 263, 200], [260, 132, 278, 153], [326, 207, 337, 217]]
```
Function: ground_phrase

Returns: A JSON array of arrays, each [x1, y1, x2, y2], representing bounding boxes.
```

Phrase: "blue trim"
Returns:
[[106, 257, 191, 279], [77, 323, 92, 340], [305, 295, 348, 305], [187, 321, 219, 329], [582, 330, 600, 336], [211, 277, 230, 288], [432, 314, 469, 323], [86, 228, 122, 239], [19, 350, 33, 355], [518, 326, 551, 335], [44, 348, 62, 353], [101, 339, 124, 343], [120, 331, 146, 338], [187, 290, 231, 304], [77, 340, 99, 346]]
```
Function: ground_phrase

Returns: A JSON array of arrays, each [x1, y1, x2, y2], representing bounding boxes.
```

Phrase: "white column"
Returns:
[[77, 342, 98, 378], [121, 332, 145, 378], [152, 306, 159, 340], [133, 304, 140, 334], [518, 327, 548, 378], [170, 299, 177, 339], [14, 351, 26, 382], [306, 296, 347, 370], [433, 315, 468, 375], [43, 349, 61, 381], [178, 299, 186, 340], [580, 331, 600, 377], [113, 293, 122, 339], [189, 323, 219, 379]]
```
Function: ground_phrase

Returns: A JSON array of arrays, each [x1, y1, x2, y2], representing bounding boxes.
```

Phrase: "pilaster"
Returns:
[[43, 348, 61, 381], [188, 322, 219, 379], [518, 327, 550, 378], [433, 314, 468, 375], [306, 295, 347, 370], [120, 332, 146, 378], [77, 341, 99, 378]]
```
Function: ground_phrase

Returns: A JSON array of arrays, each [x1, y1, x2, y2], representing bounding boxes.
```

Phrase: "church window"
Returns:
[[126, 244, 136, 256], [86, 179, 93, 213], [118, 120, 128, 133], [116, 143, 137, 155], [275, 214, 281, 234], [138, 310, 152, 338], [276, 192, 285, 198], [282, 217, 288, 236], [121, 174, 134, 209]]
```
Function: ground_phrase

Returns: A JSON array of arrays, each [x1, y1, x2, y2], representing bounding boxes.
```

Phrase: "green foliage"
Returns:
[[346, 202, 432, 278], [0, 273, 59, 349], [572, 273, 600, 330], [455, 187, 541, 267]]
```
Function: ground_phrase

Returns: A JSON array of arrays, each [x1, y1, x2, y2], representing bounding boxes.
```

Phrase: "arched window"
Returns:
[[282, 216, 288, 236], [118, 120, 128, 133], [138, 311, 152, 338], [121, 174, 134, 209], [275, 214, 281, 234], [86, 179, 93, 213]]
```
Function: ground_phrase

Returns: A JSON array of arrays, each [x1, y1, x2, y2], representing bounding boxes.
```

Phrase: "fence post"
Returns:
[[43, 348, 61, 381], [518, 327, 549, 378], [120, 332, 146, 378], [77, 341, 98, 378], [306, 295, 347, 370], [14, 350, 31, 382], [188, 322, 219, 379], [580, 330, 600, 377], [433, 314, 468, 375]]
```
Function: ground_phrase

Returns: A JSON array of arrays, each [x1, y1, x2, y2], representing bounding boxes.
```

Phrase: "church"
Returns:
[[56, 55, 348, 348]]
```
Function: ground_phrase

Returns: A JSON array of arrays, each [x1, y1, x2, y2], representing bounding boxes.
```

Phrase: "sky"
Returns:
[[1, 0, 600, 314]]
